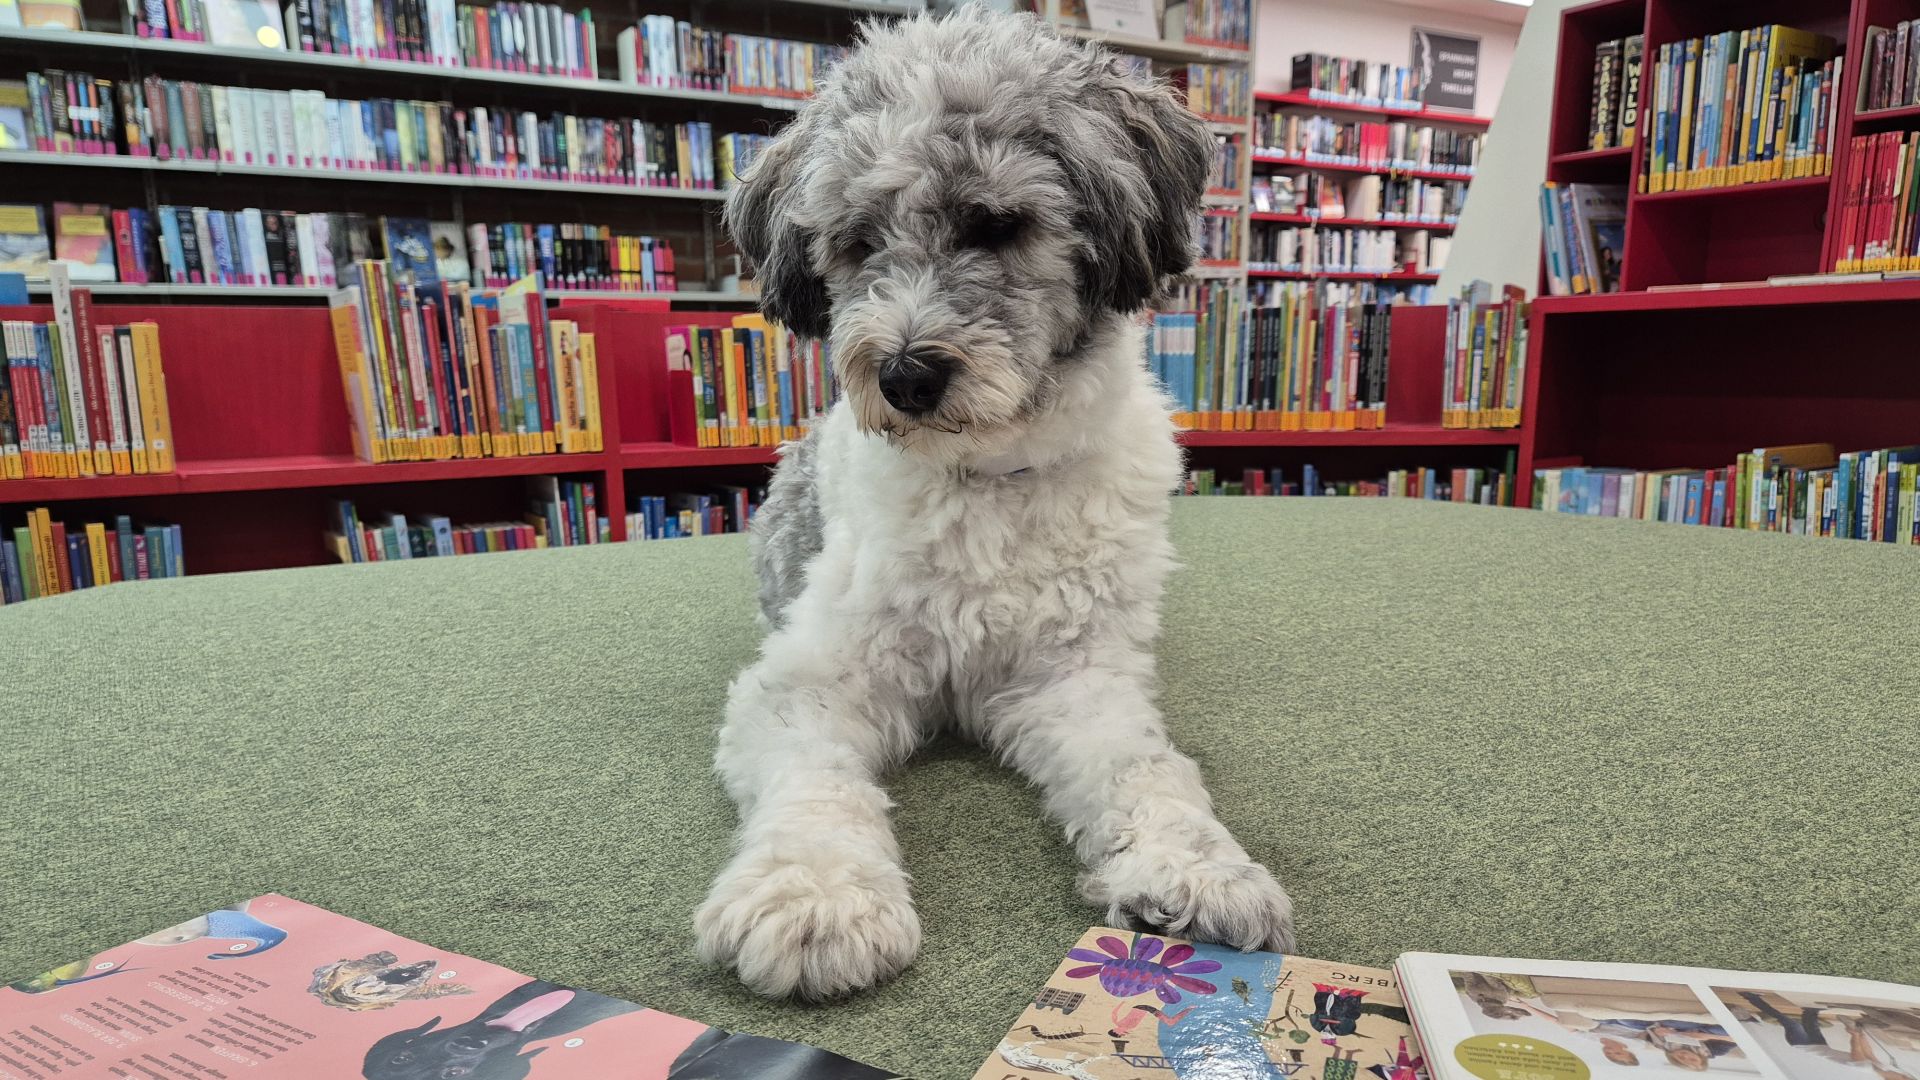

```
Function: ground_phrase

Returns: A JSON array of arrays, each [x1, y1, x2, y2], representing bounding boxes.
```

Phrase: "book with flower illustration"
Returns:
[[976, 930, 1920, 1080], [0, 893, 896, 1079]]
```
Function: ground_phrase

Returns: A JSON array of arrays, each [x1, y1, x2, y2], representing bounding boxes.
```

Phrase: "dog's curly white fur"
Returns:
[[696, 8, 1295, 1001]]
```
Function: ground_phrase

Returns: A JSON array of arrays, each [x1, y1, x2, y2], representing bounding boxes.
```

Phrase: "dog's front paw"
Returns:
[[695, 844, 921, 1000], [1083, 842, 1296, 953]]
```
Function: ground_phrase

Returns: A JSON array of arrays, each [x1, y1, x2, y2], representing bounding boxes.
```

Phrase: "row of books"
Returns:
[[661, 319, 836, 449], [1183, 461, 1517, 505], [0, 203, 688, 293], [1832, 132, 1920, 273], [1197, 212, 1242, 264], [1538, 182, 1625, 296], [1862, 22, 1920, 114], [1180, 0, 1251, 49], [1185, 63, 1250, 123], [1289, 53, 1423, 110], [10, 70, 732, 190], [467, 222, 678, 292], [328, 478, 602, 563], [615, 18, 843, 100], [1250, 225, 1446, 277], [1149, 281, 1392, 432], [2, 274, 175, 482], [1254, 115, 1481, 174], [1254, 174, 1466, 224], [0, 508, 183, 605], [628, 487, 758, 540], [1587, 35, 1645, 151], [716, 132, 774, 190], [1640, 25, 1842, 193], [1205, 134, 1243, 198], [1248, 276, 1434, 306], [1537, 443, 1920, 543], [329, 264, 603, 464], [1440, 281, 1528, 431]]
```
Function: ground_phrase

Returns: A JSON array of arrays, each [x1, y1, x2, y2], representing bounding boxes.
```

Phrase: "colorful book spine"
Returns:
[[0, 506, 182, 605]]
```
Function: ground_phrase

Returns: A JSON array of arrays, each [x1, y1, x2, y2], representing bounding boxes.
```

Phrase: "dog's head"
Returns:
[[725, 9, 1209, 464]]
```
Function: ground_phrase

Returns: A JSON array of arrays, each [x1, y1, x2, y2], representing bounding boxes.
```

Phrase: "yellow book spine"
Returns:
[[86, 522, 110, 586], [34, 508, 59, 596], [580, 334, 603, 453], [129, 324, 170, 475]]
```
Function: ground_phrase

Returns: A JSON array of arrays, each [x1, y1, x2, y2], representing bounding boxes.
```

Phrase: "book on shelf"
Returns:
[[976, 929, 1920, 1080], [1251, 219, 1445, 276], [1587, 34, 1645, 151], [1442, 280, 1528, 431], [628, 485, 760, 540], [327, 477, 603, 562], [1290, 52, 1422, 109], [617, 17, 843, 99], [1198, 209, 1243, 263], [1639, 25, 1841, 194], [1539, 181, 1626, 296], [468, 220, 676, 292], [662, 316, 836, 450], [1862, 21, 1920, 114], [1150, 280, 1392, 432], [1182, 460, 1517, 504], [0, 78, 28, 149], [0, 204, 50, 278], [1, 894, 895, 1077], [328, 263, 603, 464], [1, 506, 182, 605], [1539, 441, 1920, 542], [1833, 131, 1920, 272], [1183, 0, 1251, 50], [1185, 63, 1250, 122], [1255, 112, 1481, 173], [51, 202, 118, 282], [17, 0, 79, 29], [12, 69, 734, 192], [2, 269, 175, 482]]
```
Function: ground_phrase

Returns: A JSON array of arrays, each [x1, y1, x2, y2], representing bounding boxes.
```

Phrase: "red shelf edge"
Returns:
[[1631, 175, 1830, 204], [1251, 153, 1475, 183], [1177, 427, 1521, 448], [1251, 269, 1440, 282], [1249, 213, 1456, 231], [1252, 89, 1494, 128]]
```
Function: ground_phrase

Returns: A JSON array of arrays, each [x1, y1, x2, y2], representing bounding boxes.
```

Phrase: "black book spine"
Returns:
[[175, 206, 203, 281], [262, 210, 289, 284]]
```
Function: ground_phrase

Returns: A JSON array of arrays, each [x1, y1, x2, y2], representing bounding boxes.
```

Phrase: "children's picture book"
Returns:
[[51, 202, 117, 282], [199, 0, 287, 48], [0, 80, 28, 149], [978, 931, 1920, 1080], [1, 894, 899, 1078], [0, 203, 49, 277], [430, 220, 470, 283], [381, 215, 437, 286]]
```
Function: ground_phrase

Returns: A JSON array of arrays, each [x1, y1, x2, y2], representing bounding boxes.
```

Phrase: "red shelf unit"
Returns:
[[1253, 89, 1494, 128], [0, 302, 1530, 576], [1520, 0, 1920, 507]]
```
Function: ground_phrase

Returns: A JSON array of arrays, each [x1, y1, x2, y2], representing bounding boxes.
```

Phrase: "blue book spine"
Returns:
[[1685, 477, 1704, 525], [34, 325, 62, 452], [67, 535, 87, 590], [778, 358, 795, 432], [1303, 462, 1319, 496], [1710, 477, 1727, 526], [208, 211, 235, 284], [116, 515, 135, 582], [537, 224, 556, 283], [1, 539, 19, 604], [170, 524, 184, 576], [158, 207, 187, 283]]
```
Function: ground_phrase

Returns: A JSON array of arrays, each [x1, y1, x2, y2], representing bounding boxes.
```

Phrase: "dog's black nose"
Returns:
[[877, 348, 952, 415]]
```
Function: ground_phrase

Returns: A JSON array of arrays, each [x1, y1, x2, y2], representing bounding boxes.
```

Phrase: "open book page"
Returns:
[[1395, 953, 1920, 1080], [0, 893, 895, 1079], [972, 926, 1430, 1080]]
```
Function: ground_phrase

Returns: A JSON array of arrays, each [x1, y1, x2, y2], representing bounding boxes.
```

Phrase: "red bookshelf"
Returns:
[[1250, 213, 1456, 231], [1253, 90, 1494, 128], [1520, 0, 1920, 507], [1250, 153, 1472, 184], [1250, 270, 1440, 282], [0, 301, 1529, 575]]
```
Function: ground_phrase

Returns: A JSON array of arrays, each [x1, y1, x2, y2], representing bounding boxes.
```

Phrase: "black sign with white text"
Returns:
[[1412, 27, 1481, 112]]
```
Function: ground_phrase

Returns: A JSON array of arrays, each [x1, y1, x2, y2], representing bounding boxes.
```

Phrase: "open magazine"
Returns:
[[974, 929, 1920, 1080], [0, 894, 895, 1079]]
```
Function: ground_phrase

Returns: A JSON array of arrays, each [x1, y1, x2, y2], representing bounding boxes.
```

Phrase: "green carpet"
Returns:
[[4, 500, 1918, 1077]]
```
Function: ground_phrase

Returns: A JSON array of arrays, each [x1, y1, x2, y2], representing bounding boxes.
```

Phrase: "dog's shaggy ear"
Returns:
[[1060, 54, 1213, 314], [723, 127, 831, 340]]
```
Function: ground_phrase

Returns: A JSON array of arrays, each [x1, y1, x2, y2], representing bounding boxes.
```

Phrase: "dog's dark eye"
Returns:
[[844, 237, 875, 264], [963, 212, 1024, 250]]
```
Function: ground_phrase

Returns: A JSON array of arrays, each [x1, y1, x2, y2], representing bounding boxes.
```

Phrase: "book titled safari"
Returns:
[[0, 893, 897, 1078]]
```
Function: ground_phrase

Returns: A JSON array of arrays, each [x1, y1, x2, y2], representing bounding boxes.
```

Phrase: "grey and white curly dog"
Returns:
[[697, 6, 1296, 1002]]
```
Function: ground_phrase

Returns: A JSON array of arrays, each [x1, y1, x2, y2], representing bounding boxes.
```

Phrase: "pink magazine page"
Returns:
[[0, 894, 896, 1080]]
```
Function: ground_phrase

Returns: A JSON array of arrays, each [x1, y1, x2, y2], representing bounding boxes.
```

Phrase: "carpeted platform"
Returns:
[[4, 499, 1917, 1077]]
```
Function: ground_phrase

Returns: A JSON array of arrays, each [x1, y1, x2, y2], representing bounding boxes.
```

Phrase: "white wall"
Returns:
[[1435, 0, 1581, 294], [1254, 0, 1522, 116]]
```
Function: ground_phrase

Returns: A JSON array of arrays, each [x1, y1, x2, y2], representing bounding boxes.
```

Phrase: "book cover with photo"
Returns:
[[1395, 953, 1920, 1080], [0, 894, 897, 1078]]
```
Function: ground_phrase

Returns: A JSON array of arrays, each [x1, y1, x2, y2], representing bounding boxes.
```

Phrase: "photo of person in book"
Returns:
[[1452, 972, 1756, 1078], [1714, 988, 1920, 1080]]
